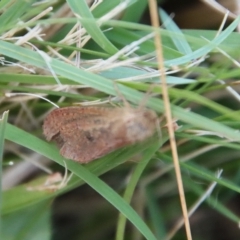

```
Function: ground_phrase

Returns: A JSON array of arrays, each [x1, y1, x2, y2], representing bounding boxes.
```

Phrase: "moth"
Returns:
[[43, 106, 158, 163]]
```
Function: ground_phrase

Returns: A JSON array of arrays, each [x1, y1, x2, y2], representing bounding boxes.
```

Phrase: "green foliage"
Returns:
[[1, 0, 240, 240]]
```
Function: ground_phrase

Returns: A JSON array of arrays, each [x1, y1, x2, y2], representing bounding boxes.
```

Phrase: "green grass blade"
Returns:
[[161, 154, 240, 194], [3, 201, 51, 240], [184, 178, 240, 223], [159, 8, 192, 55], [115, 142, 160, 240], [0, 0, 36, 33], [121, 0, 148, 22], [164, 16, 240, 66], [67, 0, 119, 54], [0, 111, 9, 238]]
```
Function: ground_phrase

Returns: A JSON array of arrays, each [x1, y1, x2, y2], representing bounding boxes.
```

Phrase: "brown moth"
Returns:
[[43, 106, 158, 163]]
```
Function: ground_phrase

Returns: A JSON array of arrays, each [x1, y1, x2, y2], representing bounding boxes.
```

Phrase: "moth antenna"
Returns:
[[113, 82, 131, 108], [138, 84, 156, 109], [108, 95, 119, 107]]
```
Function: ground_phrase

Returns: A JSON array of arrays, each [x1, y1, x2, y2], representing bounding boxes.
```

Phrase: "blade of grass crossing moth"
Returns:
[[1, 38, 240, 141]]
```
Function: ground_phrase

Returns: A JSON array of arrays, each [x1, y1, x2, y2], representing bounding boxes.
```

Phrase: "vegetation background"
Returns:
[[1, 0, 240, 240]]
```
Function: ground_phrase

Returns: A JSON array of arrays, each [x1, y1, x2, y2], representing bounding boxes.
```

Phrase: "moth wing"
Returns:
[[43, 107, 82, 141], [43, 107, 113, 141], [59, 127, 124, 163], [43, 106, 126, 163]]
